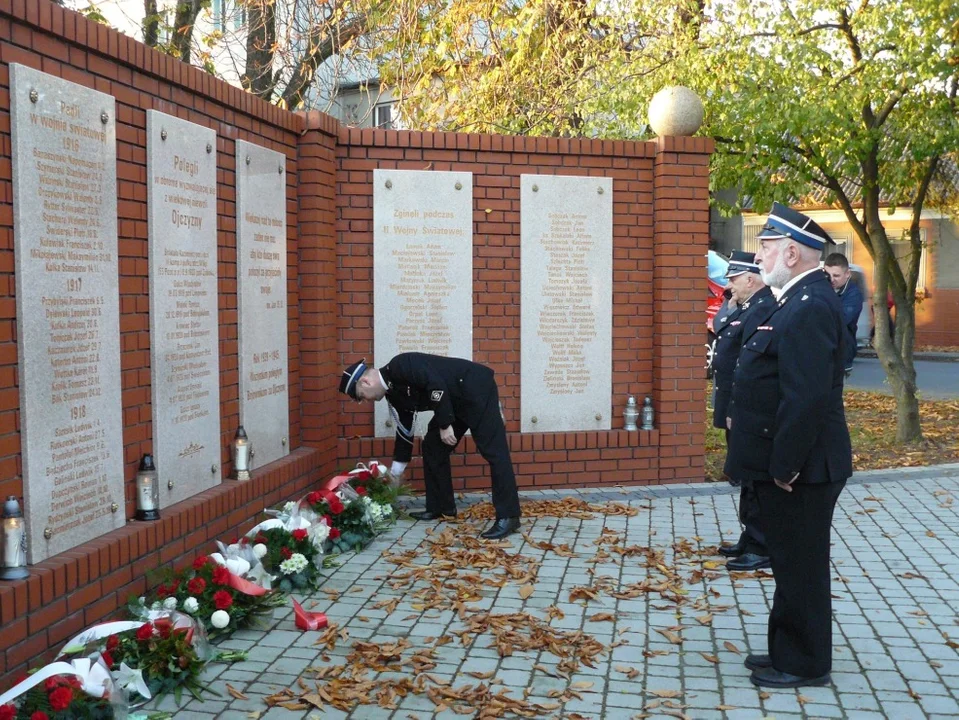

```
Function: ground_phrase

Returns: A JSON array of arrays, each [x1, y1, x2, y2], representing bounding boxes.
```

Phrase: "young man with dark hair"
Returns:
[[823, 253, 863, 374]]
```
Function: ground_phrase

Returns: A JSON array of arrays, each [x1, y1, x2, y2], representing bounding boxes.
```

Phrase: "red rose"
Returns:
[[154, 617, 173, 638], [292, 529, 308, 541], [280, 546, 293, 560], [322, 514, 333, 526], [188, 577, 207, 594], [156, 583, 170, 599], [255, 533, 268, 544], [306, 491, 321, 504], [45, 677, 60, 692], [352, 470, 372, 481], [64, 676, 82, 689], [355, 486, 367, 496], [49, 686, 73, 711], [330, 500, 345, 515], [101, 651, 114, 668], [136, 623, 154, 641], [31, 711, 50, 720], [213, 590, 233, 610], [106, 634, 119, 652], [212, 565, 230, 585], [330, 527, 341, 539], [0, 705, 14, 720], [193, 555, 209, 570]]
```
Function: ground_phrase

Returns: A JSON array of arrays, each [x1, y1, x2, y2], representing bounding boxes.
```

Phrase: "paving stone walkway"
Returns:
[[150, 464, 959, 719]]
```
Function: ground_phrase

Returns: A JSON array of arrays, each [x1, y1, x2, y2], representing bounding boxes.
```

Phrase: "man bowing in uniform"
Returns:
[[725, 202, 852, 689], [340, 353, 522, 539], [712, 251, 774, 571]]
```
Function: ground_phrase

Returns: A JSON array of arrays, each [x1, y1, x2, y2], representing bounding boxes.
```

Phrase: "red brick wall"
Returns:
[[333, 129, 711, 491], [0, 0, 711, 685], [0, 1, 339, 683]]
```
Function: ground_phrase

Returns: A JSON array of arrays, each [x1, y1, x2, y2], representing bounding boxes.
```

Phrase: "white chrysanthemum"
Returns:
[[253, 543, 268, 559], [183, 597, 199, 614], [279, 552, 309, 575], [162, 597, 178, 610], [309, 521, 330, 548], [211, 610, 230, 629], [283, 501, 297, 515]]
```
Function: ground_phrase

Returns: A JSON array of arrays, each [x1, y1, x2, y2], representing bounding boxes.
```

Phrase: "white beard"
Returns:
[[761, 250, 792, 289]]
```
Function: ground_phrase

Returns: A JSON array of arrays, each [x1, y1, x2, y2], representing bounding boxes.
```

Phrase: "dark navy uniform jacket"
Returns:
[[379, 353, 496, 463], [724, 270, 852, 485], [712, 287, 774, 429], [837, 280, 864, 368]]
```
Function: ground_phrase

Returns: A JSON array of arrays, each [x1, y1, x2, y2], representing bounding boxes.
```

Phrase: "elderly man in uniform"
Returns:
[[724, 202, 852, 689], [712, 251, 774, 572], [340, 352, 522, 539]]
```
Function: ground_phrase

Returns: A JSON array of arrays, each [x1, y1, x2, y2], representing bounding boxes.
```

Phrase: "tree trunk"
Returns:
[[244, 0, 278, 100], [143, 0, 159, 47], [171, 0, 205, 63]]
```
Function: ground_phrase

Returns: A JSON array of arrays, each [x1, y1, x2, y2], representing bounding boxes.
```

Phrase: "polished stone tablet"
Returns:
[[236, 139, 289, 469], [10, 64, 125, 562], [147, 110, 221, 508], [372, 169, 473, 437], [520, 174, 613, 433]]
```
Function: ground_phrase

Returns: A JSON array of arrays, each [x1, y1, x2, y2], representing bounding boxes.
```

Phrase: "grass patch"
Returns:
[[705, 384, 959, 481]]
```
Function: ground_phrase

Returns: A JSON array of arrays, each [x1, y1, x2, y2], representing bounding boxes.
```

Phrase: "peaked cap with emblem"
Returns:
[[339, 359, 367, 400], [725, 250, 761, 278], [756, 201, 833, 250]]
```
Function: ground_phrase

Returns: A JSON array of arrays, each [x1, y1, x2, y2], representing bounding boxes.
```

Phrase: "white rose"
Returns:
[[162, 597, 177, 610], [211, 610, 231, 629], [150, 601, 162, 611], [253, 543, 268, 559], [183, 597, 199, 614]]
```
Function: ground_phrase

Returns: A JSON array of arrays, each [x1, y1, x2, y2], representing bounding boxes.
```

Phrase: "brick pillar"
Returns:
[[652, 136, 714, 482], [296, 111, 340, 471]]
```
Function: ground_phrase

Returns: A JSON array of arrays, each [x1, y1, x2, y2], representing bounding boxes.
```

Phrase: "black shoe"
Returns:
[[408, 510, 456, 521], [744, 654, 772, 671], [718, 537, 746, 558], [726, 553, 771, 571], [750, 667, 831, 688], [480, 517, 520, 540], [728, 477, 742, 487]]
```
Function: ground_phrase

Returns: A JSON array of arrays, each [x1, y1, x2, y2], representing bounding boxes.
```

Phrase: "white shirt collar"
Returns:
[[376, 370, 389, 391], [773, 267, 822, 300]]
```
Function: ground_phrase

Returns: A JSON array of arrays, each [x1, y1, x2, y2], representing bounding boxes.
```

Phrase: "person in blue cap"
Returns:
[[339, 353, 521, 539], [712, 251, 774, 572], [724, 202, 852, 689]]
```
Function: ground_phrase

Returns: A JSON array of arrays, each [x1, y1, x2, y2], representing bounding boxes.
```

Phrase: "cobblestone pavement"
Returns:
[[151, 464, 959, 719]]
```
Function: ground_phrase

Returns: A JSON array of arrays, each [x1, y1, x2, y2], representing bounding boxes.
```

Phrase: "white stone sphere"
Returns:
[[647, 86, 704, 137]]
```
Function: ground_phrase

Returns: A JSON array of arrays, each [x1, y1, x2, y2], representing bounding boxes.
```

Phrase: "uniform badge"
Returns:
[[431, 390, 444, 402], [731, 321, 741, 326], [801, 294, 809, 301], [757, 325, 773, 331]]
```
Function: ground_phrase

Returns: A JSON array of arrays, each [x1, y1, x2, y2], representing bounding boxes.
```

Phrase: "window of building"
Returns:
[[888, 229, 927, 292], [373, 103, 394, 130], [212, 0, 245, 32]]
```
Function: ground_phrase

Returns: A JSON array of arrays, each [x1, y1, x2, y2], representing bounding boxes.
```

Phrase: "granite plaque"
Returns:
[[373, 170, 473, 438], [520, 174, 612, 433], [236, 139, 289, 468], [147, 111, 221, 507], [10, 64, 124, 562]]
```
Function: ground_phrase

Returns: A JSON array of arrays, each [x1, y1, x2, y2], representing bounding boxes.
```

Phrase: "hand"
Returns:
[[726, 417, 732, 430], [440, 425, 457, 446], [774, 473, 799, 492]]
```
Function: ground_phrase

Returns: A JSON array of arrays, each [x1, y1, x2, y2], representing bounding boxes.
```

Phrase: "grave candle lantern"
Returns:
[[1, 496, 29, 580], [232, 426, 252, 481], [135, 454, 160, 521]]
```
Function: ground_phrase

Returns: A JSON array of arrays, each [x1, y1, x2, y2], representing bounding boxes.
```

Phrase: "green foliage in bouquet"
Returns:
[[250, 527, 322, 594]]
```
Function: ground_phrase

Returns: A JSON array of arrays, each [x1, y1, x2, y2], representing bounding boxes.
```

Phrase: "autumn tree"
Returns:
[[699, 0, 959, 442]]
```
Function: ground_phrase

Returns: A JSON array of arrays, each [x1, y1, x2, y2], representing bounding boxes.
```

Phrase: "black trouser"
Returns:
[[421, 381, 521, 519], [725, 429, 766, 555], [755, 479, 846, 677]]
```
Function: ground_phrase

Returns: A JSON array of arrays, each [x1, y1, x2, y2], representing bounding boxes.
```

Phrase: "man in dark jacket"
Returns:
[[725, 202, 852, 689], [713, 251, 774, 571], [824, 253, 863, 373], [340, 353, 521, 539]]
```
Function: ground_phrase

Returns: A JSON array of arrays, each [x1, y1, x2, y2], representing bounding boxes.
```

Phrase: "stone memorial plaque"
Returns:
[[373, 170, 473, 438], [10, 64, 124, 562], [520, 174, 612, 433], [147, 111, 220, 507], [236, 139, 289, 468]]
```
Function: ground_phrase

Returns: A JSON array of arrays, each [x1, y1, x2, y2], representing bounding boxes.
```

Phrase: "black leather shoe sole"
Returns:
[[718, 543, 746, 558], [726, 553, 771, 571], [750, 668, 831, 688], [408, 510, 456, 521], [744, 654, 772, 671]]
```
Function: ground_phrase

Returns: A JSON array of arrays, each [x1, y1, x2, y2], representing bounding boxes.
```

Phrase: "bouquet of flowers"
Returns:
[[346, 462, 400, 530], [133, 556, 284, 639], [247, 524, 324, 593], [0, 658, 121, 720], [59, 614, 211, 707], [302, 484, 376, 553]]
